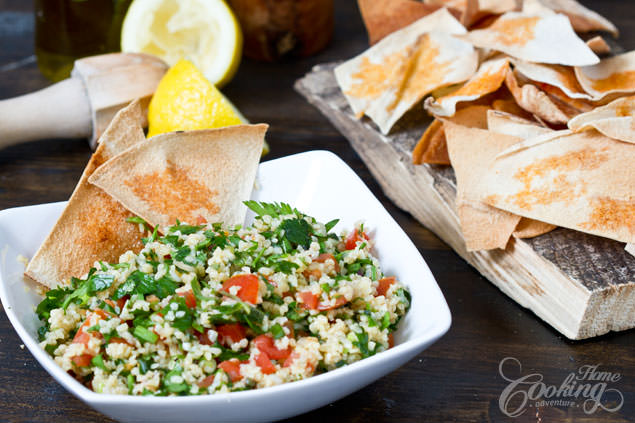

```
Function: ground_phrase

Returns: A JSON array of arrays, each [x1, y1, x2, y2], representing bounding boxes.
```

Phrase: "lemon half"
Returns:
[[121, 0, 242, 87]]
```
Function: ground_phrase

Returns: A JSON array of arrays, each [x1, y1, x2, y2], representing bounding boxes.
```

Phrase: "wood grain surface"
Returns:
[[0, 0, 634, 422]]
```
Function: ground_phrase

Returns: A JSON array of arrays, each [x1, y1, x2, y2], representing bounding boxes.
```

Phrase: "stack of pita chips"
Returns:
[[26, 102, 266, 288], [336, 0, 634, 255]]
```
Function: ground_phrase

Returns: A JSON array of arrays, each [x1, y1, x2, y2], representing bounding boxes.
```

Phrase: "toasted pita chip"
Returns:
[[460, 12, 599, 66], [335, 8, 467, 121], [365, 31, 478, 133], [504, 70, 571, 124], [358, 0, 441, 45], [512, 60, 592, 100], [486, 110, 557, 238], [491, 98, 535, 120], [513, 218, 557, 238], [626, 243, 635, 257], [424, 57, 509, 116], [25, 101, 146, 288], [89, 125, 267, 229], [586, 36, 611, 56], [480, 130, 635, 244], [443, 104, 491, 128], [568, 95, 635, 144], [487, 110, 550, 138], [412, 119, 450, 165], [526, 0, 618, 37], [444, 123, 522, 250], [575, 50, 635, 100]]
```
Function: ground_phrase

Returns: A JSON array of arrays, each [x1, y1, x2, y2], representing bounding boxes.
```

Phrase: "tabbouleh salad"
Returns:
[[36, 202, 411, 396]]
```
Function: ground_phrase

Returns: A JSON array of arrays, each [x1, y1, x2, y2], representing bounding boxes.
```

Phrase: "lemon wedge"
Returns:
[[147, 58, 246, 138], [121, 0, 242, 87]]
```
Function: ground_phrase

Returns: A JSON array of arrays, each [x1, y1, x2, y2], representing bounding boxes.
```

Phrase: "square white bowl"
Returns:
[[0, 150, 450, 423]]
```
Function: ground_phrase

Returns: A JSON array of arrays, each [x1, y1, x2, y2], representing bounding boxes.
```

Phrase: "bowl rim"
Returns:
[[0, 150, 452, 405]]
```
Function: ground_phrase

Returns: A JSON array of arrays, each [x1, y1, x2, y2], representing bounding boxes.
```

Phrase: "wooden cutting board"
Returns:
[[295, 63, 635, 340]]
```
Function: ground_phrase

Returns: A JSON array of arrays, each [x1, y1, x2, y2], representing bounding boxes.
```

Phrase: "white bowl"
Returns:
[[0, 151, 451, 423]]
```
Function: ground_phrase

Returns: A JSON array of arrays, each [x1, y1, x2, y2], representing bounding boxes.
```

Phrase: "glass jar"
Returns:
[[34, 0, 132, 82]]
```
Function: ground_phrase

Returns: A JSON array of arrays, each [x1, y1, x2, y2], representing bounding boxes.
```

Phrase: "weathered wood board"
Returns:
[[295, 63, 635, 340]]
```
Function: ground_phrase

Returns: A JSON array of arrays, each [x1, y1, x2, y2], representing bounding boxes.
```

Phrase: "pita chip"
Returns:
[[412, 119, 450, 165], [586, 36, 611, 56], [358, 0, 441, 45], [335, 8, 467, 120], [89, 124, 267, 229], [460, 12, 599, 66], [513, 218, 557, 238], [413, 104, 494, 165], [25, 101, 146, 288], [364, 31, 478, 134], [512, 60, 592, 100], [568, 95, 635, 144], [626, 243, 635, 258], [424, 57, 509, 117], [486, 110, 558, 238], [575, 50, 635, 100], [504, 70, 571, 124], [527, 0, 618, 37], [487, 110, 551, 139], [444, 123, 522, 250], [480, 130, 635, 244]]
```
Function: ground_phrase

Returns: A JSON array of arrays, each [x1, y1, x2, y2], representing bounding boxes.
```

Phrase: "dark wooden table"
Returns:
[[0, 1, 633, 422]]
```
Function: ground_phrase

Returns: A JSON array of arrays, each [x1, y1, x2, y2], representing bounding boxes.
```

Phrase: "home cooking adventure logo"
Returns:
[[498, 357, 624, 417]]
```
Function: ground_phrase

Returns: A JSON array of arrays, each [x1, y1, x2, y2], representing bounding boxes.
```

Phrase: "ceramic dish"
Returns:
[[0, 150, 451, 422]]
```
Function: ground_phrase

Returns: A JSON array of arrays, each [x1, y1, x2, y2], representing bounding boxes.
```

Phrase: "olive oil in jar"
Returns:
[[35, 0, 132, 81]]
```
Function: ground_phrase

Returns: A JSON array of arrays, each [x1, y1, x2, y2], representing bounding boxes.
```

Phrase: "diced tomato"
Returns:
[[255, 351, 276, 374], [196, 330, 214, 346], [302, 268, 322, 280], [388, 333, 395, 349], [282, 351, 298, 368], [197, 375, 215, 388], [71, 354, 93, 367], [108, 337, 129, 345], [222, 274, 259, 304], [376, 277, 396, 297], [283, 321, 295, 339], [317, 296, 348, 311], [219, 360, 243, 382], [178, 290, 197, 308], [253, 334, 291, 360], [314, 253, 340, 272], [216, 323, 247, 346], [298, 291, 318, 310], [345, 228, 369, 250], [104, 296, 128, 312]]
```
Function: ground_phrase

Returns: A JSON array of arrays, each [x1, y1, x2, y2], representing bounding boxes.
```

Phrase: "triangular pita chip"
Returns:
[[586, 36, 611, 56], [424, 57, 509, 116], [504, 70, 574, 124], [444, 123, 522, 250], [365, 31, 478, 133], [480, 130, 635, 244], [460, 12, 599, 66], [575, 50, 635, 100], [486, 110, 557, 238], [413, 104, 492, 165], [513, 218, 557, 238], [526, 0, 618, 37], [412, 118, 449, 165], [88, 124, 267, 229], [358, 0, 441, 45], [25, 101, 146, 288], [512, 59, 592, 100], [626, 243, 635, 258], [491, 98, 535, 120], [568, 95, 635, 144], [487, 110, 551, 139], [335, 8, 467, 120]]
